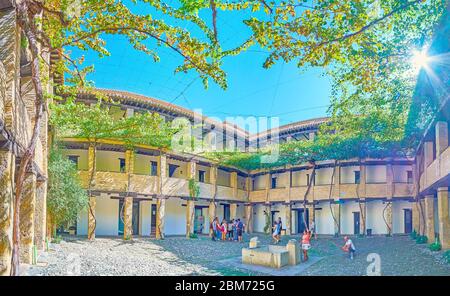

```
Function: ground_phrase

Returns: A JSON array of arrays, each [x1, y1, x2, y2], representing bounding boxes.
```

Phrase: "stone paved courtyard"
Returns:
[[24, 234, 450, 276]]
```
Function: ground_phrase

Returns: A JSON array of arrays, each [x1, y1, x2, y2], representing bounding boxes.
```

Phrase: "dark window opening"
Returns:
[[407, 171, 413, 184], [198, 170, 206, 183], [168, 164, 179, 177], [354, 171, 361, 184], [271, 177, 277, 189], [119, 158, 126, 173], [150, 161, 158, 176], [68, 155, 79, 169]]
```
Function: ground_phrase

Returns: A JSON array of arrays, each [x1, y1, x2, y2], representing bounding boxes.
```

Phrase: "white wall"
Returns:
[[340, 166, 359, 184], [393, 165, 412, 183], [271, 172, 288, 188], [197, 164, 211, 183], [76, 195, 119, 236], [253, 204, 266, 233], [217, 169, 230, 186], [291, 169, 313, 187], [167, 159, 187, 179], [315, 202, 335, 235], [134, 154, 158, 175], [366, 201, 387, 235], [315, 167, 334, 185], [254, 175, 266, 190], [393, 201, 413, 234], [96, 151, 125, 172], [95, 195, 120, 236], [62, 149, 88, 170], [271, 204, 287, 228], [340, 201, 360, 235], [165, 198, 186, 235], [140, 200, 152, 236], [77, 208, 88, 235], [366, 165, 386, 183], [237, 175, 246, 190]]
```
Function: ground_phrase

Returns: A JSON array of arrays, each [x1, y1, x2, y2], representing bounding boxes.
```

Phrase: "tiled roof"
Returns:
[[78, 88, 327, 140]]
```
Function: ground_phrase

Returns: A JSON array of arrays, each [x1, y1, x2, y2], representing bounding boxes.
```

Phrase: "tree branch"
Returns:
[[314, 0, 423, 48]]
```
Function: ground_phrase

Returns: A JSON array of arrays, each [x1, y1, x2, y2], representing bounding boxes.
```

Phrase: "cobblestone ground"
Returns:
[[25, 234, 450, 276]]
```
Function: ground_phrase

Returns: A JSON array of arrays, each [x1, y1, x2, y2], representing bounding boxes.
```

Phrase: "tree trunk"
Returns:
[[11, 1, 46, 276], [87, 143, 97, 240], [302, 162, 316, 230], [328, 161, 339, 230]]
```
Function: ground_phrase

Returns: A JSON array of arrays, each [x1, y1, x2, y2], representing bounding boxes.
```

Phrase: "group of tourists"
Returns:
[[210, 217, 244, 242], [271, 218, 356, 261]]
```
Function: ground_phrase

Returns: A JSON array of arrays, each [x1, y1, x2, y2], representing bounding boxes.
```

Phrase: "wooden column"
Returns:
[[245, 204, 253, 233], [0, 149, 14, 275], [230, 203, 237, 220], [20, 172, 37, 264], [359, 200, 367, 235], [155, 198, 166, 239], [88, 196, 96, 240], [230, 171, 238, 200], [437, 187, 450, 249], [34, 181, 47, 250], [156, 153, 167, 239], [209, 165, 218, 233], [186, 160, 197, 238], [285, 203, 292, 235], [424, 195, 435, 242], [123, 150, 134, 240], [186, 200, 195, 238], [208, 201, 216, 237], [306, 204, 314, 229], [412, 200, 420, 234], [265, 172, 271, 203], [359, 161, 367, 198], [386, 161, 394, 199], [87, 144, 96, 240], [123, 196, 133, 240], [435, 121, 448, 156], [332, 202, 341, 236], [385, 200, 393, 236]]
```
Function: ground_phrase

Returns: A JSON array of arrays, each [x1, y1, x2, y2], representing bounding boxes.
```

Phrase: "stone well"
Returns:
[[242, 239, 300, 269]]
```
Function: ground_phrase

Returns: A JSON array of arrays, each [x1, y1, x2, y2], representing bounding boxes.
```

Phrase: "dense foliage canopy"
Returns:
[[50, 99, 178, 149], [47, 148, 88, 227]]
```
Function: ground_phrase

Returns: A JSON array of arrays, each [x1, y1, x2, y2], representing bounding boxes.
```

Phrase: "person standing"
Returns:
[[221, 219, 228, 241], [301, 230, 311, 261], [272, 221, 281, 244], [215, 217, 222, 240], [277, 217, 283, 241], [237, 219, 244, 242], [228, 219, 234, 241], [233, 219, 238, 241], [211, 217, 217, 241]]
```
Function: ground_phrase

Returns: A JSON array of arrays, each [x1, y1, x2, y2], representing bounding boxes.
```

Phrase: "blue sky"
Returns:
[[74, 1, 332, 130]]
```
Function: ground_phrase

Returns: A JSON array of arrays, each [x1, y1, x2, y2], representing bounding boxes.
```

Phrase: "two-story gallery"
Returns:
[[61, 89, 450, 249]]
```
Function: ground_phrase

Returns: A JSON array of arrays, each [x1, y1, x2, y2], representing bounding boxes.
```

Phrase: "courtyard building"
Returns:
[[0, 0, 449, 277], [56, 89, 449, 246]]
